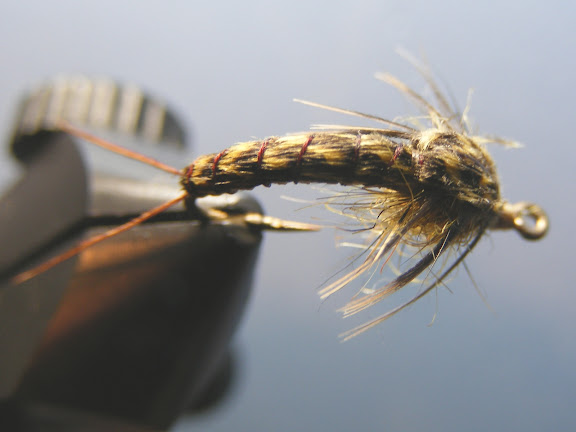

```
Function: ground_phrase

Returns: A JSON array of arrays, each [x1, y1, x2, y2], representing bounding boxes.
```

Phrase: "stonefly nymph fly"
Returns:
[[13, 65, 548, 340]]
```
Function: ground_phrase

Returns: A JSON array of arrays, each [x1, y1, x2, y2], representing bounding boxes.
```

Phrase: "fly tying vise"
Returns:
[[12, 66, 549, 339]]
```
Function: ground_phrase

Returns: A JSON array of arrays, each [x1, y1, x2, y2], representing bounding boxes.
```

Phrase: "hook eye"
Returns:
[[497, 202, 549, 240]]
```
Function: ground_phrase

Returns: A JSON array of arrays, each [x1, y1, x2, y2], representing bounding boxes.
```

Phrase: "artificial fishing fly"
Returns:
[[13, 66, 549, 339]]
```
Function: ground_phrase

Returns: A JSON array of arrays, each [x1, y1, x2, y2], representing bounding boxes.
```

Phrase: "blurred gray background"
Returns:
[[0, 1, 573, 431]]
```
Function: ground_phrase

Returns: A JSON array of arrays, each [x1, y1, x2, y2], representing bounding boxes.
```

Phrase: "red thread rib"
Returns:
[[257, 139, 269, 169], [294, 135, 313, 183], [389, 145, 403, 167], [212, 150, 227, 179], [184, 163, 195, 181]]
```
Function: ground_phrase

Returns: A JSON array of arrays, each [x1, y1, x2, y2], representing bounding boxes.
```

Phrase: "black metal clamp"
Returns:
[[0, 78, 262, 431]]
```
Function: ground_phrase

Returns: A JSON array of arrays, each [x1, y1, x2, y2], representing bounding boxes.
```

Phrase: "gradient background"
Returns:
[[0, 1, 573, 431]]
